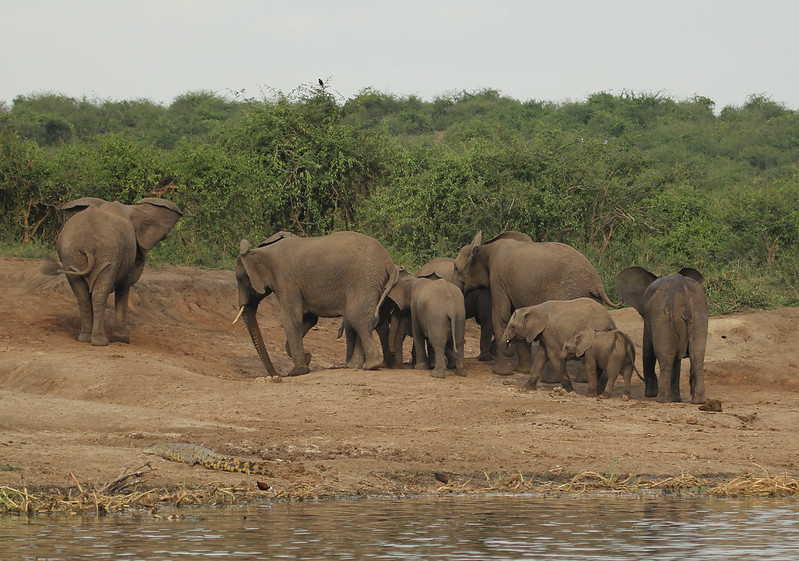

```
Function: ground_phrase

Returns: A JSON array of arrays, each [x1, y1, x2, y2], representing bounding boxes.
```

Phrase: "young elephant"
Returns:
[[48, 197, 182, 346], [615, 267, 708, 403], [500, 298, 616, 391], [388, 269, 467, 378], [563, 329, 640, 399]]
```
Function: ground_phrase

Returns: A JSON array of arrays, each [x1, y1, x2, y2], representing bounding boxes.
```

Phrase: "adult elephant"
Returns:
[[615, 267, 708, 403], [48, 196, 182, 346], [500, 298, 617, 391], [234, 231, 399, 377], [453, 231, 616, 375]]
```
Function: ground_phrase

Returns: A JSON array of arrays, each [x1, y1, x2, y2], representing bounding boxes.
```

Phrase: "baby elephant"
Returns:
[[563, 329, 639, 399], [388, 269, 467, 378]]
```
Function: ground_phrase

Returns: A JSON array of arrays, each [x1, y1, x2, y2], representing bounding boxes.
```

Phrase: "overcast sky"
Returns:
[[3, 0, 798, 111]]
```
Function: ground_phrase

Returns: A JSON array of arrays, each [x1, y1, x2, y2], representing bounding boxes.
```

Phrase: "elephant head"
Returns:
[[562, 328, 597, 360], [61, 197, 182, 272], [233, 236, 292, 377], [615, 266, 705, 316], [500, 306, 547, 358], [453, 231, 534, 292]]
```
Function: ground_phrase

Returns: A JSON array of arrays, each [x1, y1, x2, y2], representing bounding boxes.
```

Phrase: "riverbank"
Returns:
[[2, 257, 799, 512]]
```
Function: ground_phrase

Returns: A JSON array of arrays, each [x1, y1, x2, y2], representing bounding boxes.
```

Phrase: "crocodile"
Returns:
[[144, 442, 273, 476]]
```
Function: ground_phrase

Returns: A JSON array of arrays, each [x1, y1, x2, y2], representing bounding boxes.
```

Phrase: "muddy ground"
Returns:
[[1, 256, 798, 500]]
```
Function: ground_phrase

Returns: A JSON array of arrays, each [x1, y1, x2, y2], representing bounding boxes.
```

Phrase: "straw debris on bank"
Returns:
[[2, 467, 799, 515]]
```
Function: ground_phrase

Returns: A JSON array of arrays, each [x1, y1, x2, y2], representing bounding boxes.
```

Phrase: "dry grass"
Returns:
[[3, 466, 799, 515]]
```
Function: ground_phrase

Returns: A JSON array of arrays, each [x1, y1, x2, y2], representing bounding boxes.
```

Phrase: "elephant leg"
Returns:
[[90, 289, 111, 346], [349, 316, 382, 371], [387, 312, 411, 369], [411, 318, 429, 371], [600, 354, 624, 399], [375, 317, 394, 368], [491, 298, 515, 376], [642, 340, 658, 398], [429, 332, 447, 379], [282, 309, 312, 376], [515, 341, 533, 373], [525, 344, 550, 390], [66, 276, 93, 343], [585, 355, 599, 397], [477, 319, 494, 361], [109, 283, 131, 343], [689, 353, 706, 404], [344, 323, 366, 369], [550, 351, 574, 393], [656, 353, 681, 403]]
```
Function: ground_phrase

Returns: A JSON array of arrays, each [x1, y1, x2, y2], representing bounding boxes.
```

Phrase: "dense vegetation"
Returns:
[[1, 86, 798, 313]]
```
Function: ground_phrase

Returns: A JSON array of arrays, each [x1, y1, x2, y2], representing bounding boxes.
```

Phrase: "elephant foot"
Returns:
[[91, 335, 109, 346], [514, 361, 532, 373], [430, 370, 446, 379], [524, 379, 539, 391], [621, 394, 631, 401], [363, 357, 383, 370], [691, 394, 706, 405], [286, 365, 310, 377], [414, 362, 428, 371], [304, 352, 312, 365], [598, 393, 611, 400], [77, 332, 92, 343], [560, 380, 575, 393], [492, 362, 515, 376], [477, 353, 494, 362], [455, 366, 467, 377], [109, 333, 130, 344]]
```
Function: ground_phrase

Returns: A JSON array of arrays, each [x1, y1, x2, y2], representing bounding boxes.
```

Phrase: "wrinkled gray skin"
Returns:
[[235, 231, 398, 377], [390, 257, 494, 363], [454, 231, 617, 376], [563, 329, 639, 399], [500, 298, 616, 391], [48, 197, 182, 346], [388, 269, 467, 378], [615, 267, 708, 403]]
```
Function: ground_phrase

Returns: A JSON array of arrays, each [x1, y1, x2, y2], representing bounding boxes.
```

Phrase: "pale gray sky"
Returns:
[[3, 0, 798, 111]]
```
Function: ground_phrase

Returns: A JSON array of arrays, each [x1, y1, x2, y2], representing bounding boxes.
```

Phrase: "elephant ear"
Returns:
[[238, 239, 269, 295], [61, 197, 108, 220], [465, 231, 483, 269], [679, 268, 705, 284], [520, 307, 547, 343], [388, 268, 413, 310], [258, 231, 297, 247], [129, 198, 183, 253], [485, 231, 533, 244], [415, 258, 455, 283], [615, 267, 658, 316], [573, 329, 597, 358]]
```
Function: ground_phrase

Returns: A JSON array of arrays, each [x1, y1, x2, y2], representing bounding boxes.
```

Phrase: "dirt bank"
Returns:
[[2, 257, 798, 501]]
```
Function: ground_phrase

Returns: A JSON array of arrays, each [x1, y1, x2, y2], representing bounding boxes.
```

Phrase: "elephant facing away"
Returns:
[[388, 269, 467, 378], [454, 231, 617, 376], [235, 231, 399, 377], [615, 267, 708, 404], [500, 298, 616, 391], [48, 197, 182, 346], [563, 329, 640, 399], [405, 257, 494, 362]]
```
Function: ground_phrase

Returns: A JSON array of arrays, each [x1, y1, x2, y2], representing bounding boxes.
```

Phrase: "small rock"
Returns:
[[699, 398, 722, 412]]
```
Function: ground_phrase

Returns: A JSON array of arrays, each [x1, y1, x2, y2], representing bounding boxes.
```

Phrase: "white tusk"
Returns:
[[232, 306, 245, 325]]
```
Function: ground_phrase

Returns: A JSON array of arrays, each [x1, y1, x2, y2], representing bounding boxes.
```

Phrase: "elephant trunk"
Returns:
[[240, 305, 279, 377], [499, 334, 516, 358]]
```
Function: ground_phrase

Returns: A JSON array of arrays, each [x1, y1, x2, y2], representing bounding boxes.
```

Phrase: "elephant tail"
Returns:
[[43, 251, 96, 278], [372, 265, 400, 330], [594, 286, 621, 308], [450, 314, 459, 354]]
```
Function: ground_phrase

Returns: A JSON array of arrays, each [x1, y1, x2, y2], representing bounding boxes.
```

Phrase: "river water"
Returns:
[[3, 494, 799, 560]]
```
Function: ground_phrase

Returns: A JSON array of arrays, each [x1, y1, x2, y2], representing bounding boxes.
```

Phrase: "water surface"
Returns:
[[3, 494, 799, 560]]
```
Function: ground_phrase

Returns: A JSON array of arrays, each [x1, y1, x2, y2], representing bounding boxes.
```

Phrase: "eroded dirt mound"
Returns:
[[1, 257, 798, 497]]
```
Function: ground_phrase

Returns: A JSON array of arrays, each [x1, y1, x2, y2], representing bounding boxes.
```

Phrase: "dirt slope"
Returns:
[[1, 257, 798, 497]]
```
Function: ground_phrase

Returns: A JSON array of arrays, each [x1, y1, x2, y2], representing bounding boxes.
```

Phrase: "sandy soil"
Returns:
[[2, 256, 798, 499]]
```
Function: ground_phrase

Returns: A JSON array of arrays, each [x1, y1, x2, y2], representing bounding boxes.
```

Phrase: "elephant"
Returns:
[[615, 267, 708, 404], [454, 231, 617, 376], [390, 257, 494, 363], [388, 269, 467, 378], [563, 329, 640, 399], [47, 196, 182, 346], [234, 231, 399, 377], [500, 298, 616, 391]]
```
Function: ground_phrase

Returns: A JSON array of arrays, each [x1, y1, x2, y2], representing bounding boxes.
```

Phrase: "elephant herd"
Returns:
[[47, 197, 709, 404]]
